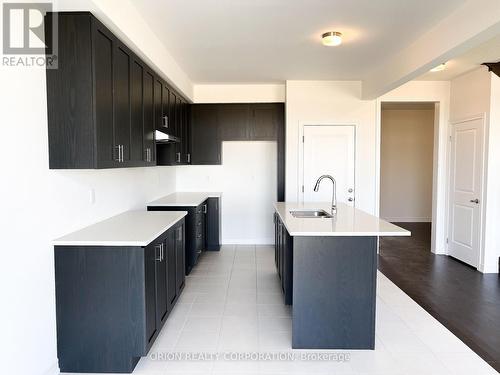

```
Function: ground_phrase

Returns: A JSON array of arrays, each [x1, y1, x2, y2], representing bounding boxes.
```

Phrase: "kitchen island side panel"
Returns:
[[292, 236, 377, 349]]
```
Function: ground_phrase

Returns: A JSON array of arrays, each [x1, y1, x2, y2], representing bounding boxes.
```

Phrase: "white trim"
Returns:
[[447, 114, 487, 271], [41, 361, 59, 375], [297, 122, 357, 204], [222, 239, 274, 245], [382, 217, 432, 223]]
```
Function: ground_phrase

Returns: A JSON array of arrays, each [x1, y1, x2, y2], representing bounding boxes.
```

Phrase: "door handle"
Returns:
[[470, 199, 480, 204], [348, 197, 354, 202]]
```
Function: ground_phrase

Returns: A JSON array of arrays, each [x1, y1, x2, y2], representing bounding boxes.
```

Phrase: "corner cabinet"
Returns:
[[54, 219, 185, 373]]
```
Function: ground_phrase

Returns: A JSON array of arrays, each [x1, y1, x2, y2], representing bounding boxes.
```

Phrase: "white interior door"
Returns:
[[448, 118, 484, 267], [302, 125, 355, 205]]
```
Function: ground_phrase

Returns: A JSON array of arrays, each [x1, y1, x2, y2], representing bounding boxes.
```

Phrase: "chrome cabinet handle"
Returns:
[[187, 153, 191, 163], [120, 145, 124, 162], [155, 244, 162, 261], [202, 204, 207, 214], [162, 115, 168, 128], [197, 234, 201, 239], [115, 145, 120, 162], [176, 152, 181, 163], [470, 199, 479, 204], [348, 197, 354, 202], [348, 188, 354, 193]]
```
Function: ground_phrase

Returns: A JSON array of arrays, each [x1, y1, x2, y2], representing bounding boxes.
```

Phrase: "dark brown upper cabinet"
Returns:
[[143, 68, 156, 165], [45, 12, 185, 169], [250, 103, 281, 140], [190, 105, 221, 165], [217, 104, 251, 140]]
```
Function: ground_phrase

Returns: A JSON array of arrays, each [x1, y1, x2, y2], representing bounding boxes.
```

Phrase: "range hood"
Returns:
[[155, 129, 180, 144]]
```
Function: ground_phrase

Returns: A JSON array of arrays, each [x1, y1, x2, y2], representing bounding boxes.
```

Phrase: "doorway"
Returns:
[[300, 125, 356, 205], [379, 102, 435, 252]]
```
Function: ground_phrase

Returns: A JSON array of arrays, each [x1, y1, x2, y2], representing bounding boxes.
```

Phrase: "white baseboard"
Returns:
[[42, 361, 59, 375], [382, 217, 431, 223], [222, 239, 274, 245]]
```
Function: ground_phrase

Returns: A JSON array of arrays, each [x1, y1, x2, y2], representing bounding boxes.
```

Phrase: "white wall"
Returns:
[[484, 74, 500, 273], [449, 67, 500, 273], [0, 1, 187, 373], [378, 81, 450, 254], [380, 109, 435, 222], [176, 142, 277, 244], [285, 81, 377, 214], [193, 83, 285, 103]]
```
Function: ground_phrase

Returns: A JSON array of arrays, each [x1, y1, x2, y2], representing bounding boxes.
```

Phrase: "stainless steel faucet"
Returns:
[[314, 175, 337, 214]]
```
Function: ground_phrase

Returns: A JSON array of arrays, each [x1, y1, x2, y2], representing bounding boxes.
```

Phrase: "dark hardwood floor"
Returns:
[[379, 222, 500, 372]]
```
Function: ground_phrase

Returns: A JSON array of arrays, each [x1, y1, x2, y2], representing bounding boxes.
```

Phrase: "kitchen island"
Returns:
[[274, 202, 410, 350]]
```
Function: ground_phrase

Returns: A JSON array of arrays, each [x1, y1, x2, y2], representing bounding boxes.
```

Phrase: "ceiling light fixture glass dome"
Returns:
[[322, 31, 342, 47]]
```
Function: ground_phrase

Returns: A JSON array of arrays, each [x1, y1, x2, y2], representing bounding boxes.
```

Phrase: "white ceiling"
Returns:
[[132, 0, 466, 83], [418, 33, 500, 81]]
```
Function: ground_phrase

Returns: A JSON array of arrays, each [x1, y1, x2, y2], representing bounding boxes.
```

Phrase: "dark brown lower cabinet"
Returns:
[[148, 200, 217, 274], [54, 219, 185, 373], [274, 213, 293, 305]]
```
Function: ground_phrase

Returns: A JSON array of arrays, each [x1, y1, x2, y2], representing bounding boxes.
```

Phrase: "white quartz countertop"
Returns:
[[147, 192, 221, 207], [274, 202, 411, 237], [53, 210, 187, 246]]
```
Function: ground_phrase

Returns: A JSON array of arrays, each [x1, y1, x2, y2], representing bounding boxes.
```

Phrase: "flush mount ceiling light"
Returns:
[[430, 63, 446, 72], [322, 31, 342, 47]]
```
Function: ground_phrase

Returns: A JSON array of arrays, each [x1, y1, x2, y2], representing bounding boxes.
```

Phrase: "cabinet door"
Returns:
[[144, 243, 158, 344], [250, 104, 279, 140], [92, 21, 115, 167], [130, 57, 144, 164], [175, 224, 186, 291], [175, 97, 183, 163], [166, 232, 177, 307], [154, 79, 163, 131], [169, 91, 177, 135], [162, 84, 170, 132], [218, 104, 250, 140], [155, 240, 168, 326], [143, 69, 155, 164], [190, 105, 220, 164], [183, 102, 191, 164], [206, 198, 220, 251], [113, 42, 132, 163]]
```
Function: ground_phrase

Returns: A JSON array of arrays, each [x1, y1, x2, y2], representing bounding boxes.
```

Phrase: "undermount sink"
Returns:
[[290, 209, 333, 218]]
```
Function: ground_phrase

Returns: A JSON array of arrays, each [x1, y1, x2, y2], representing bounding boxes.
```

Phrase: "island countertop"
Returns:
[[274, 202, 410, 237], [53, 210, 187, 247], [147, 192, 221, 207]]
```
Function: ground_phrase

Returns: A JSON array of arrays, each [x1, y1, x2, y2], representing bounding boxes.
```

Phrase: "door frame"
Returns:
[[376, 100, 445, 255], [298, 123, 357, 203], [447, 114, 487, 269]]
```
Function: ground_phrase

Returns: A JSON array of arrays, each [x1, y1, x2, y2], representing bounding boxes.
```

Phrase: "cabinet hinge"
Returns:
[[302, 135, 305, 143], [449, 135, 452, 142], [446, 237, 449, 244], [301, 185, 304, 193]]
